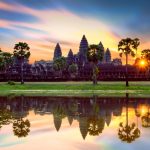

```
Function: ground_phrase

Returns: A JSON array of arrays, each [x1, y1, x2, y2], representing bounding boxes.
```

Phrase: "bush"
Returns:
[[7, 81, 15, 85]]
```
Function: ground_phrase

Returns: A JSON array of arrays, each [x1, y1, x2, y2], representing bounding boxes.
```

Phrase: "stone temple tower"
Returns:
[[98, 42, 105, 61], [104, 48, 111, 63], [53, 43, 62, 60], [78, 35, 88, 65]]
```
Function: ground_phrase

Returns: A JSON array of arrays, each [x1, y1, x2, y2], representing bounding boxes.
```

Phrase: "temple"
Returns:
[[0, 35, 149, 81]]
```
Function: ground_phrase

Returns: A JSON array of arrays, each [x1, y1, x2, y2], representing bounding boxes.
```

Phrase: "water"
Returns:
[[0, 95, 150, 150]]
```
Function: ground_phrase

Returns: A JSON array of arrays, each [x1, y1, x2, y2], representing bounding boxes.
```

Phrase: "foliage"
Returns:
[[142, 112, 150, 127], [13, 42, 30, 84], [13, 118, 30, 138], [87, 44, 103, 64], [87, 44, 103, 85], [7, 81, 15, 85], [88, 117, 104, 136], [118, 122, 140, 143], [13, 42, 30, 59], [118, 38, 140, 86], [141, 49, 150, 64], [118, 38, 140, 57], [0, 109, 13, 128], [68, 63, 78, 74], [0, 49, 12, 71], [53, 57, 67, 72]]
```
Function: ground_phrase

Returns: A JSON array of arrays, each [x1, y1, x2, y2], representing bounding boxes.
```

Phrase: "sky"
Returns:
[[0, 0, 150, 64]]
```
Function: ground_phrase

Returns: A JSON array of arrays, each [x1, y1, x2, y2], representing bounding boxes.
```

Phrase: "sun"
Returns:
[[139, 59, 147, 67]]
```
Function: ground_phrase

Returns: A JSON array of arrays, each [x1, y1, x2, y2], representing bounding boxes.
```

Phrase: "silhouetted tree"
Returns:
[[118, 38, 140, 86], [141, 49, 150, 78], [87, 44, 103, 85], [53, 57, 67, 77], [68, 63, 78, 79], [13, 42, 30, 84], [0, 49, 12, 73]]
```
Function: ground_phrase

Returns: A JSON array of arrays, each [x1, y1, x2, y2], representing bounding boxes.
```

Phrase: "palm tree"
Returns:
[[118, 38, 140, 87], [13, 42, 30, 84], [87, 44, 103, 85], [118, 93, 140, 143]]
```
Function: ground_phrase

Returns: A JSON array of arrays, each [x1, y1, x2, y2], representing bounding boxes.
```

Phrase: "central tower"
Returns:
[[78, 35, 88, 66]]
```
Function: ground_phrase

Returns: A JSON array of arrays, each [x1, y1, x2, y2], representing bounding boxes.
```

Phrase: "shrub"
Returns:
[[7, 81, 15, 85]]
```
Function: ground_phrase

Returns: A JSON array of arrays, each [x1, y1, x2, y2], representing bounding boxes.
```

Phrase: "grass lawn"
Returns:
[[0, 81, 150, 97]]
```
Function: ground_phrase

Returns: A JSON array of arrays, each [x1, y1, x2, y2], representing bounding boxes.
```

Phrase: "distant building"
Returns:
[[104, 48, 111, 63], [53, 43, 62, 60], [67, 49, 74, 65], [98, 42, 105, 62], [78, 35, 88, 66], [112, 58, 122, 66]]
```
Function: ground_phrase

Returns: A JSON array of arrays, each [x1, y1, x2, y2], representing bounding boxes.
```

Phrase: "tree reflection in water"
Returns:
[[118, 94, 140, 143], [13, 118, 30, 138], [0, 95, 150, 141], [0, 109, 12, 128], [142, 104, 150, 128], [88, 95, 105, 136], [0, 96, 31, 138], [88, 117, 104, 136]]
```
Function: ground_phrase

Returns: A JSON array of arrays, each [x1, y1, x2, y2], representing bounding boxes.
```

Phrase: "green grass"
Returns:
[[0, 81, 150, 97]]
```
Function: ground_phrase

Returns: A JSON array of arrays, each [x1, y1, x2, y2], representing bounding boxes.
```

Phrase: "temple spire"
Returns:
[[79, 35, 88, 65], [104, 48, 111, 63], [53, 43, 62, 60], [67, 49, 74, 65]]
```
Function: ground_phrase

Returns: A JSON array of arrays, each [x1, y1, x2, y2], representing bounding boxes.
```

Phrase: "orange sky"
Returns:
[[0, 1, 149, 64]]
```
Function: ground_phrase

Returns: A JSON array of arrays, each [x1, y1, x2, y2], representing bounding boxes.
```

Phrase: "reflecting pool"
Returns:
[[0, 94, 150, 150]]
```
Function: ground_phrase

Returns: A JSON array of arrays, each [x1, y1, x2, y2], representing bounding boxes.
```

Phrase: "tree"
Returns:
[[53, 57, 67, 77], [118, 94, 140, 143], [13, 42, 30, 84], [0, 108, 13, 129], [118, 38, 140, 87], [87, 44, 103, 85], [141, 49, 150, 78], [13, 118, 30, 138], [68, 63, 78, 78], [141, 49, 150, 62], [0, 49, 12, 73], [141, 103, 150, 128]]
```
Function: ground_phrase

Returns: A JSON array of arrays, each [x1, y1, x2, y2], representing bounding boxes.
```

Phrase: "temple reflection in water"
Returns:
[[0, 95, 150, 143]]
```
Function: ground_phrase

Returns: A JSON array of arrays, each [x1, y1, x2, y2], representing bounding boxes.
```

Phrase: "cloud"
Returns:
[[0, 10, 38, 23], [0, 0, 149, 64]]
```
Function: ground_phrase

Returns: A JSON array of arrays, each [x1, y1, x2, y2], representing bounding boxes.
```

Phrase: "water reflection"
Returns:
[[118, 93, 140, 143], [0, 94, 150, 143]]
